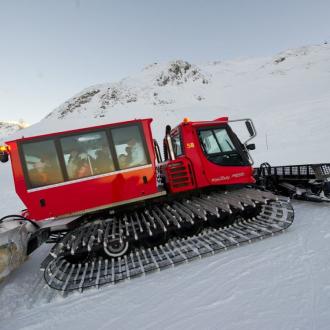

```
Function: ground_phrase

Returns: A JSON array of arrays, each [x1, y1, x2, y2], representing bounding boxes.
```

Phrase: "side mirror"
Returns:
[[246, 143, 255, 150], [245, 120, 254, 137], [0, 152, 9, 163]]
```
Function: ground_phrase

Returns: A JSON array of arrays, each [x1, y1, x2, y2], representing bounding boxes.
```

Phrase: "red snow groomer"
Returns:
[[0, 117, 293, 291]]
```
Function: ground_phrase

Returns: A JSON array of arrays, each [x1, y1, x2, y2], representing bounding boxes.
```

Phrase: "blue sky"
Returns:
[[0, 0, 329, 124]]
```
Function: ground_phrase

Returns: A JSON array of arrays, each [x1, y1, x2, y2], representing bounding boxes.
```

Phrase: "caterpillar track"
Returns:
[[41, 188, 294, 292]]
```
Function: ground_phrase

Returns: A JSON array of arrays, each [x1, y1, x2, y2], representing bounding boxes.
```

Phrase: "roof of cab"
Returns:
[[6, 118, 153, 144]]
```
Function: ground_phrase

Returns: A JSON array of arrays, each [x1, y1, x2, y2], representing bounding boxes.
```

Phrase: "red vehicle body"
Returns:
[[163, 117, 255, 194], [4, 117, 255, 223], [2, 115, 284, 291]]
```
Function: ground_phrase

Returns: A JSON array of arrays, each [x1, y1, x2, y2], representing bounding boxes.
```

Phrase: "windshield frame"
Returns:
[[197, 124, 250, 166]]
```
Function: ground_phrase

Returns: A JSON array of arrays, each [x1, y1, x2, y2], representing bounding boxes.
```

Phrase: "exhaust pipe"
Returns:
[[164, 125, 175, 161]]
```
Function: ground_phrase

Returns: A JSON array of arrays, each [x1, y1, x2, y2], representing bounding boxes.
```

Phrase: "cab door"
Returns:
[[196, 125, 254, 186]]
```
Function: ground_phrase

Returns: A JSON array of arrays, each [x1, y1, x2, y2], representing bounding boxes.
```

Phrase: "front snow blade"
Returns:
[[0, 221, 29, 281]]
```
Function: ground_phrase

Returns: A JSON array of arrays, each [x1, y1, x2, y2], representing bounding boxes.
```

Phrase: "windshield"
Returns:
[[198, 126, 247, 166]]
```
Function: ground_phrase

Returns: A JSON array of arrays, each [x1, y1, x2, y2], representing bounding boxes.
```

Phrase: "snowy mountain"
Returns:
[[0, 121, 28, 143], [8, 43, 330, 166], [45, 60, 210, 120]]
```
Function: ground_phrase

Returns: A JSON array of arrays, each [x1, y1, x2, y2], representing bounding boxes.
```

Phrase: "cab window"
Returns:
[[60, 131, 114, 180], [111, 125, 149, 170], [171, 132, 183, 157], [199, 130, 221, 154], [214, 128, 235, 152], [21, 140, 64, 188], [198, 127, 246, 166]]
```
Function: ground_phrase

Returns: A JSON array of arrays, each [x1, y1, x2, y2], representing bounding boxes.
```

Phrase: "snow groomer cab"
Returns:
[[4, 119, 163, 222], [3, 116, 259, 224]]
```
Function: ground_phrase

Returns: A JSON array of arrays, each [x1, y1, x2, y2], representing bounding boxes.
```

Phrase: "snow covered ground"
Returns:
[[1, 160, 330, 329], [1, 44, 330, 329]]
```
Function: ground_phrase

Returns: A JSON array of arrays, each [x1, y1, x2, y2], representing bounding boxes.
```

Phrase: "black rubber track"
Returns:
[[41, 189, 294, 292]]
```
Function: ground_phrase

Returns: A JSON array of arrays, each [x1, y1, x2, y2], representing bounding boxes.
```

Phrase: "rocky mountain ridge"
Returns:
[[0, 121, 28, 142]]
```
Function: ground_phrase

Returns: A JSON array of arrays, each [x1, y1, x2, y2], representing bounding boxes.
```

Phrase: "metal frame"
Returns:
[[228, 118, 257, 165], [254, 162, 330, 202], [196, 125, 251, 167], [228, 118, 257, 145]]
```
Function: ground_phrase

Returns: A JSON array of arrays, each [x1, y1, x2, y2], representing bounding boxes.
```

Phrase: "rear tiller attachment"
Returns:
[[255, 162, 330, 202]]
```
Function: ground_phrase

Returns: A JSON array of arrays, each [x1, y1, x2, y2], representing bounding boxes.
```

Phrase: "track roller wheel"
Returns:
[[104, 235, 129, 258]]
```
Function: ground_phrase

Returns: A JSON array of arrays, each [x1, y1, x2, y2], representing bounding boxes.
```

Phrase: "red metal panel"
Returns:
[[6, 119, 160, 221], [164, 158, 196, 193], [5, 116, 255, 222], [177, 120, 255, 189], [24, 166, 157, 220]]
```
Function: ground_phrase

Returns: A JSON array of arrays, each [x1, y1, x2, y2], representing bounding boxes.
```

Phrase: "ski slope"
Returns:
[[1, 44, 330, 329]]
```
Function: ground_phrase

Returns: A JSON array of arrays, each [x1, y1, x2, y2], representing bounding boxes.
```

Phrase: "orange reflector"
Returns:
[[183, 117, 190, 123], [0, 145, 9, 153]]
